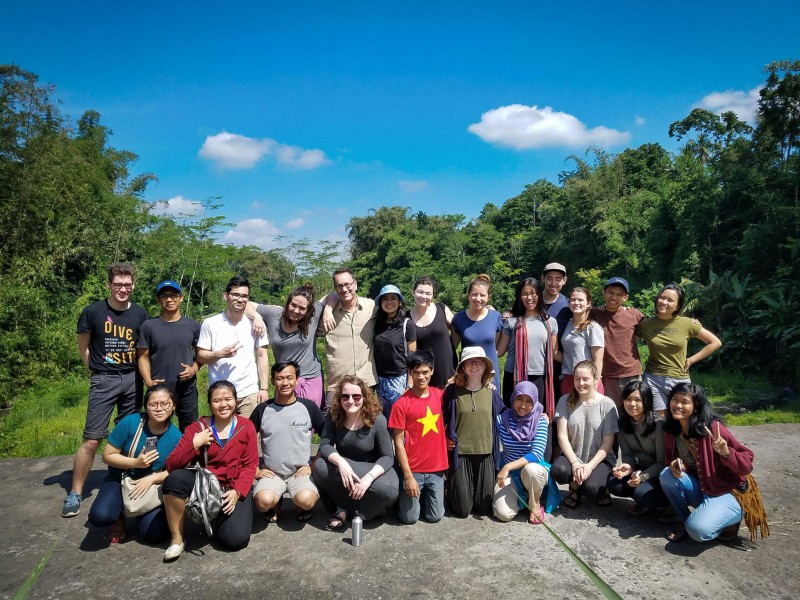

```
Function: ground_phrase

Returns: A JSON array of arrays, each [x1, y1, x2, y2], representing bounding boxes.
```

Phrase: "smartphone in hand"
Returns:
[[144, 436, 158, 454]]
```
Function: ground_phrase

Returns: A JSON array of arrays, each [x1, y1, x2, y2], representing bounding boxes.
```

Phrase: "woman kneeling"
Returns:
[[492, 381, 550, 524], [88, 384, 181, 544], [162, 380, 258, 561], [552, 360, 618, 508], [312, 375, 399, 531], [660, 383, 752, 543]]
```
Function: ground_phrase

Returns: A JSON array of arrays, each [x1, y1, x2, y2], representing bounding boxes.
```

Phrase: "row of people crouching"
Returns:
[[87, 348, 758, 562]]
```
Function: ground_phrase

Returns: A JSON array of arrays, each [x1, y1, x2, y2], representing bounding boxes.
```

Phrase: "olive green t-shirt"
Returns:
[[636, 316, 702, 377], [454, 386, 493, 455]]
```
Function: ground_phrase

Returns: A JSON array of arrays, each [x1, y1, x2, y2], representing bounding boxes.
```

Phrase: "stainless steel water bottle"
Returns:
[[351, 512, 363, 546]]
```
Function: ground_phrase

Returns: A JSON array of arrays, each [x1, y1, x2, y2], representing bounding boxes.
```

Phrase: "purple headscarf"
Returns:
[[502, 380, 543, 442]]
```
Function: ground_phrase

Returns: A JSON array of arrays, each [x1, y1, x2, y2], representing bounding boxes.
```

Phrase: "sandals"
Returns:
[[666, 524, 688, 543], [296, 509, 313, 522], [627, 503, 651, 516], [109, 518, 126, 544], [528, 506, 546, 525], [564, 484, 582, 509], [719, 522, 741, 543], [326, 509, 348, 532], [265, 510, 280, 523], [596, 491, 612, 507]]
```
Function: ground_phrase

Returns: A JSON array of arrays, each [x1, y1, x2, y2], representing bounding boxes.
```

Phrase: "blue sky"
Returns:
[[3, 1, 798, 252]]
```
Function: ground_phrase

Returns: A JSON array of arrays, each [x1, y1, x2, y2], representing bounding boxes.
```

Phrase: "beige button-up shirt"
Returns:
[[322, 296, 378, 390]]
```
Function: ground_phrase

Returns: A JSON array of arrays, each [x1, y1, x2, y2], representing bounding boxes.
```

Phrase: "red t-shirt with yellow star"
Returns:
[[388, 387, 448, 473]]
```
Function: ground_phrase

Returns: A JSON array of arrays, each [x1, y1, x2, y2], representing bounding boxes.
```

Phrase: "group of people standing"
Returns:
[[61, 260, 765, 562]]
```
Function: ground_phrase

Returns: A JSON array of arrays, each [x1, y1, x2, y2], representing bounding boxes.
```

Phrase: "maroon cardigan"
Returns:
[[166, 417, 258, 499], [663, 420, 753, 497]]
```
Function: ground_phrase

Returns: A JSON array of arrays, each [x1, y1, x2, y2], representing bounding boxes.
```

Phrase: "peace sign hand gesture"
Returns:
[[704, 422, 730, 458]]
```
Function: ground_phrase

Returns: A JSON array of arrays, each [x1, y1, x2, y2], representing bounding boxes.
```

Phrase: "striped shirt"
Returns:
[[496, 414, 549, 467]]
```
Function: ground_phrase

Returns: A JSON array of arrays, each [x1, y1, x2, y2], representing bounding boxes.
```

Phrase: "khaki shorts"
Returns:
[[253, 472, 318, 500], [236, 392, 258, 419]]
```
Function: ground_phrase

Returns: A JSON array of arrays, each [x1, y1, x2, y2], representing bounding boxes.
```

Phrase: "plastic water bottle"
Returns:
[[351, 512, 363, 547]]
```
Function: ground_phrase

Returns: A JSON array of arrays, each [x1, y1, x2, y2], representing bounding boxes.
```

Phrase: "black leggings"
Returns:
[[551, 455, 613, 501], [163, 468, 253, 550]]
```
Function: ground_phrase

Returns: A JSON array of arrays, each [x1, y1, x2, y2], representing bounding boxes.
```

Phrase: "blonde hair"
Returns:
[[468, 273, 492, 295], [567, 360, 599, 412]]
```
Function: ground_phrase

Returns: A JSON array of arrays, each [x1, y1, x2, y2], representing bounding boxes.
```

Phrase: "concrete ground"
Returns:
[[1, 424, 798, 600]]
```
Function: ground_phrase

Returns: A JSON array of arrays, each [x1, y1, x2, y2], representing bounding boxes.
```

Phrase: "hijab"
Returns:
[[502, 380, 543, 442]]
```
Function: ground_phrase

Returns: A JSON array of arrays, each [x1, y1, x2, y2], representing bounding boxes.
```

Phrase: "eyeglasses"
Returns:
[[341, 393, 363, 402], [147, 402, 172, 410], [158, 294, 181, 301], [334, 281, 355, 291], [227, 292, 250, 300], [111, 283, 134, 290]]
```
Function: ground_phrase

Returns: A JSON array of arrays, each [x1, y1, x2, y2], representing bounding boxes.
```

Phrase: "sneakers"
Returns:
[[61, 492, 82, 518]]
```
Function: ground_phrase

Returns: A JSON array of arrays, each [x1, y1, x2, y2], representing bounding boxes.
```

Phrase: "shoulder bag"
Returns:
[[121, 416, 164, 517], [185, 420, 224, 536]]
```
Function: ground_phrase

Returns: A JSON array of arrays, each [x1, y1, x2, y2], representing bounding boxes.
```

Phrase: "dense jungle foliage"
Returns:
[[1, 61, 798, 407]]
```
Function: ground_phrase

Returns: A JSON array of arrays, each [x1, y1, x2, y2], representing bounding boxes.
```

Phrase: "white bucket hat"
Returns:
[[456, 346, 495, 374]]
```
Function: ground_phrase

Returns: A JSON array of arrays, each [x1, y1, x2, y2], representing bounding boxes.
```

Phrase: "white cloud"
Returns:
[[223, 218, 281, 249], [634, 115, 646, 126], [696, 86, 761, 122], [151, 195, 204, 216], [285, 218, 304, 229], [468, 104, 631, 149], [397, 179, 429, 194], [199, 131, 331, 170]]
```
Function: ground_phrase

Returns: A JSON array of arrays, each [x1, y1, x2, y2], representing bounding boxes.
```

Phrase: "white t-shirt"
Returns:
[[197, 312, 269, 397]]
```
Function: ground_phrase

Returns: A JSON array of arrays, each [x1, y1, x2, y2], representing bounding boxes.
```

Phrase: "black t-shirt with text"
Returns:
[[77, 300, 149, 373]]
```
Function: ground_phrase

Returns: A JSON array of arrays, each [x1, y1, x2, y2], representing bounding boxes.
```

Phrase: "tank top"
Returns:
[[412, 302, 456, 389]]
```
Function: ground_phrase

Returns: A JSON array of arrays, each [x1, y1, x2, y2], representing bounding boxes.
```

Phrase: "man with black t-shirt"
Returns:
[[62, 262, 148, 518], [137, 280, 201, 431]]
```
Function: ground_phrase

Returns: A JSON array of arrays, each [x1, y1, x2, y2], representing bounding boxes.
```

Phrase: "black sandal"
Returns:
[[564, 485, 582, 509], [596, 491, 612, 507], [719, 522, 741, 543], [666, 524, 688, 543], [296, 509, 313, 522], [326, 509, 348, 532]]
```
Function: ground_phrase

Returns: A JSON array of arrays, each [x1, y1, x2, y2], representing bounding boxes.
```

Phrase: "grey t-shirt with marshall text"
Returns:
[[249, 398, 325, 477]]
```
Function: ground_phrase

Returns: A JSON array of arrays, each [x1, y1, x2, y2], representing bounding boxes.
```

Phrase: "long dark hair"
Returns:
[[663, 383, 722, 438], [619, 379, 657, 436], [510, 277, 547, 321], [376, 293, 406, 327], [284, 283, 316, 336]]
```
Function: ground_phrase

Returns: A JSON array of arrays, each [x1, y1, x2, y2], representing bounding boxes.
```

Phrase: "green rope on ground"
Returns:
[[513, 488, 624, 600], [12, 541, 57, 600]]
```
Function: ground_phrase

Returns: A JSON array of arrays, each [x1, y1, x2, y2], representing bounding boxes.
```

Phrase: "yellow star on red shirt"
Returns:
[[416, 406, 440, 436]]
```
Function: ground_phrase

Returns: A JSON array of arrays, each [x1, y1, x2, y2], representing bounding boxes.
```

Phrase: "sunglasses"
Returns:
[[341, 393, 363, 402]]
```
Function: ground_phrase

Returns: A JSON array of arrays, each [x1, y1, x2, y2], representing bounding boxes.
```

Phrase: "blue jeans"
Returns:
[[377, 375, 408, 419], [397, 472, 445, 524], [87, 479, 170, 544], [659, 467, 742, 542]]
